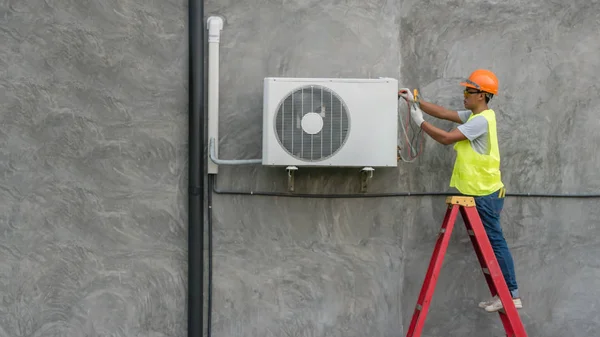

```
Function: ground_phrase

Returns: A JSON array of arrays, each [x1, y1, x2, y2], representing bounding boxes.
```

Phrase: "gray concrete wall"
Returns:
[[1, 1, 188, 336], [2, 1, 599, 337]]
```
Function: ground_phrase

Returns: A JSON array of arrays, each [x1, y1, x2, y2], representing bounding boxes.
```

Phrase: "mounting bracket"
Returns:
[[286, 166, 298, 192], [360, 167, 374, 192]]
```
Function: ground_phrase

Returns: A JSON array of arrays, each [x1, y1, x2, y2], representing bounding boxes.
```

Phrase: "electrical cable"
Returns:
[[210, 175, 600, 198], [207, 174, 214, 337], [397, 96, 425, 162]]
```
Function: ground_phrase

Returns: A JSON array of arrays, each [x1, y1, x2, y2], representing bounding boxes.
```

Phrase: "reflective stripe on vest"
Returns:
[[449, 109, 504, 196]]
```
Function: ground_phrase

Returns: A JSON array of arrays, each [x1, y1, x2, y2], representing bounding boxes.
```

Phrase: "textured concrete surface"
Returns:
[[2, 1, 600, 337], [1, 0, 188, 336]]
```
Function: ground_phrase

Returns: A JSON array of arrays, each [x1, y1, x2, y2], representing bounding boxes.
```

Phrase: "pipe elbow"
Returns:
[[207, 16, 223, 43]]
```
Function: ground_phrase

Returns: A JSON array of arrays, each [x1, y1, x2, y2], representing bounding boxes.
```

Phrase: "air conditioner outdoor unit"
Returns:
[[262, 77, 399, 168]]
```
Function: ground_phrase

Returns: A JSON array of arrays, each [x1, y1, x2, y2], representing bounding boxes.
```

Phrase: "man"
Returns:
[[398, 69, 522, 313]]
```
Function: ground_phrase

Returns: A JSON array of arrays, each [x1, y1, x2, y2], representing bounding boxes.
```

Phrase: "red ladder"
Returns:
[[406, 196, 527, 337]]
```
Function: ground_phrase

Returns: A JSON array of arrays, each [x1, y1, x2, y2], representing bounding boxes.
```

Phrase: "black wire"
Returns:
[[207, 174, 213, 337], [211, 175, 600, 198]]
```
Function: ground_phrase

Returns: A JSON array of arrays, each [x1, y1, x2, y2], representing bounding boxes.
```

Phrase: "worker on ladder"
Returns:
[[399, 69, 522, 313]]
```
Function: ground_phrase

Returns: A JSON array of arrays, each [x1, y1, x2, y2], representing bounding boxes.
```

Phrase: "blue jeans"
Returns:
[[473, 189, 519, 298]]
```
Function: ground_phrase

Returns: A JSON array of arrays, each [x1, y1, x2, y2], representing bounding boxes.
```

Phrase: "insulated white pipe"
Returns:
[[207, 16, 223, 174]]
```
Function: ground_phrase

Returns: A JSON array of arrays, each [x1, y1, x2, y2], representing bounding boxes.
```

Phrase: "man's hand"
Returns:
[[398, 88, 415, 102], [410, 104, 425, 127]]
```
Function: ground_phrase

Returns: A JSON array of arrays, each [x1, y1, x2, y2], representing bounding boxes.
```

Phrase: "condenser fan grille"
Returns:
[[274, 85, 350, 161]]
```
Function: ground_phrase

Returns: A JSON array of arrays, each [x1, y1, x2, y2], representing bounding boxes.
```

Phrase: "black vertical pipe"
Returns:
[[188, 0, 204, 335]]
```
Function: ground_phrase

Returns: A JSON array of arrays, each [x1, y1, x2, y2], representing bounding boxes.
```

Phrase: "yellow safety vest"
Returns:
[[449, 109, 504, 196]]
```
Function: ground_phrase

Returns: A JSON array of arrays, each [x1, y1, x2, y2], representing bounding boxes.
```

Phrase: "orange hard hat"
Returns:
[[460, 69, 498, 95]]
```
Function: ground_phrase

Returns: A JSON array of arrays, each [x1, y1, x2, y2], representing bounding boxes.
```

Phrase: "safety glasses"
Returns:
[[464, 89, 483, 97]]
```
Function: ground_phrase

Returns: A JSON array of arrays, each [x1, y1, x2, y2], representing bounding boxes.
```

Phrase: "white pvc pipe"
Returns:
[[207, 16, 223, 174], [209, 138, 261, 165]]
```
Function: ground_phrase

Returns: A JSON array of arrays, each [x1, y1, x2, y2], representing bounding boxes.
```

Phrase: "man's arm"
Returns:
[[409, 104, 468, 145], [418, 100, 463, 124], [420, 122, 467, 145]]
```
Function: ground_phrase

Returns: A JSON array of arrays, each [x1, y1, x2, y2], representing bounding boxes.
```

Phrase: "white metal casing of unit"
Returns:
[[262, 77, 398, 167]]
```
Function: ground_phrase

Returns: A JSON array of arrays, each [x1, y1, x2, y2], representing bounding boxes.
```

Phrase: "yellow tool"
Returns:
[[413, 89, 420, 107]]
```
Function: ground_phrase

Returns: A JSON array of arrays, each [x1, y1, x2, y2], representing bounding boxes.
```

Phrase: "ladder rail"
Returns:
[[462, 206, 526, 336], [406, 205, 459, 337]]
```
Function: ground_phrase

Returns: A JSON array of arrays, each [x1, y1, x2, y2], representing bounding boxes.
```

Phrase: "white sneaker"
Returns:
[[484, 297, 523, 312], [478, 296, 498, 309]]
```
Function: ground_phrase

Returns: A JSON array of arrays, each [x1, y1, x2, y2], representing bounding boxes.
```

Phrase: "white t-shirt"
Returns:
[[457, 110, 489, 155]]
